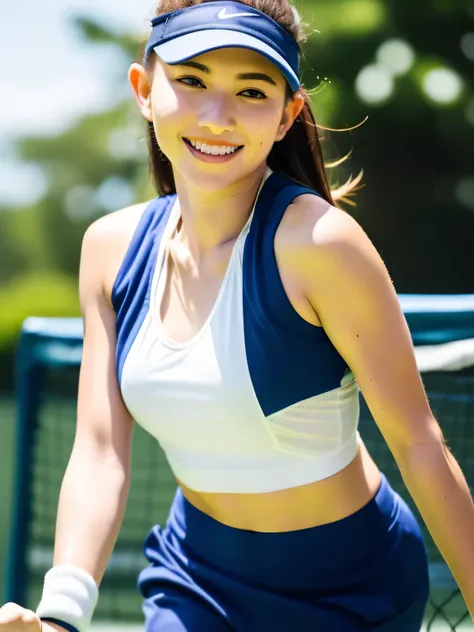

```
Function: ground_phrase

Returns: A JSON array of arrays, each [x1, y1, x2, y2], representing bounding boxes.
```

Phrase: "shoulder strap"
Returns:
[[251, 171, 319, 238], [245, 172, 321, 335], [111, 196, 175, 312], [112, 194, 176, 381], [242, 173, 349, 415]]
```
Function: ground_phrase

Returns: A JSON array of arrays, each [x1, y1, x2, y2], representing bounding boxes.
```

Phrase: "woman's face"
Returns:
[[140, 47, 301, 191]]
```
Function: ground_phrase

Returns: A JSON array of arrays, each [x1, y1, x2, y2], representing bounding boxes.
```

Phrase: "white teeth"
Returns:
[[186, 139, 239, 156]]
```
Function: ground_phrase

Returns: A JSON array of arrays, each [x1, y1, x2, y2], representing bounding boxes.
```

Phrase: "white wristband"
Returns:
[[36, 565, 99, 632]]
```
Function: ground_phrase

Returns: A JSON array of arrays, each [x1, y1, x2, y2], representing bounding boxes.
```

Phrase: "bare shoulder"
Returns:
[[80, 201, 152, 305], [83, 200, 150, 245], [276, 192, 383, 280], [279, 193, 368, 246]]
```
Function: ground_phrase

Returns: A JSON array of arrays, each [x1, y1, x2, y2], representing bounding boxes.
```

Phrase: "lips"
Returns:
[[183, 137, 244, 155], [182, 137, 244, 163]]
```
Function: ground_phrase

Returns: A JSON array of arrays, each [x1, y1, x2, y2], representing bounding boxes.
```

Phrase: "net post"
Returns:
[[4, 320, 45, 605]]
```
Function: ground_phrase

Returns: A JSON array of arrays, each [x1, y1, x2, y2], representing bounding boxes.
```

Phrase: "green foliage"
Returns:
[[0, 0, 473, 366], [0, 273, 80, 353], [303, 0, 388, 37], [0, 15, 155, 369], [72, 15, 145, 61], [8, 101, 154, 279]]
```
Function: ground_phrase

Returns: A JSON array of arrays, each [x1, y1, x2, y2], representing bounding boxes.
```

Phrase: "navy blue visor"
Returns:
[[145, 1, 301, 91]]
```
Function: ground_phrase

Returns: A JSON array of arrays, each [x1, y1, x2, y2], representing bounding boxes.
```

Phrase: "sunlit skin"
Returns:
[[0, 33, 471, 632], [129, 48, 304, 256], [129, 47, 383, 532]]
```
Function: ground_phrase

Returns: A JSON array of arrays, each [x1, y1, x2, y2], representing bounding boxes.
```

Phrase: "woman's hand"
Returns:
[[0, 604, 41, 631], [0, 605, 67, 632]]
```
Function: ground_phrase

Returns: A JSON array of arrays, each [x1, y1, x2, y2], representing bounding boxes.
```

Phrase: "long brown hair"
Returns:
[[143, 0, 362, 205]]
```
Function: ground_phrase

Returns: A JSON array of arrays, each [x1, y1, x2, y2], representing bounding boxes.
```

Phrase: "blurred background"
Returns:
[[0, 0, 473, 624]]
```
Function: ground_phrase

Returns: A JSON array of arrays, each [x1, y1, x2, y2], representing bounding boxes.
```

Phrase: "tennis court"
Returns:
[[3, 294, 474, 630]]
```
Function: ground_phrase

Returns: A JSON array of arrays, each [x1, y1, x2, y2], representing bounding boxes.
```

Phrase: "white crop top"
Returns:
[[113, 169, 362, 493]]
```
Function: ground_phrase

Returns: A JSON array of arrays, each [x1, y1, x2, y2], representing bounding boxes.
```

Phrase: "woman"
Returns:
[[1, 1, 473, 631]]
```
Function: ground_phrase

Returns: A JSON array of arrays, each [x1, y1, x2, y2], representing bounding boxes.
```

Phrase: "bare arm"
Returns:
[[38, 220, 135, 632], [0, 204, 150, 632], [52, 221, 134, 584], [294, 199, 474, 616], [0, 217, 136, 632]]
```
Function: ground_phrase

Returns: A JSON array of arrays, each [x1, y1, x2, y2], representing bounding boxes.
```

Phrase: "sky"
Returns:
[[0, 0, 156, 205]]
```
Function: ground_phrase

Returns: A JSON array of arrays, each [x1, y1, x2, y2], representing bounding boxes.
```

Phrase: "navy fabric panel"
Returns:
[[112, 195, 176, 382], [40, 619, 80, 632], [243, 172, 348, 417], [138, 477, 428, 631]]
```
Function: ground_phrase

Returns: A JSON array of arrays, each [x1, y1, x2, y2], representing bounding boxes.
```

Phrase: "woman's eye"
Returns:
[[176, 78, 265, 99], [177, 76, 205, 88], [240, 89, 267, 99]]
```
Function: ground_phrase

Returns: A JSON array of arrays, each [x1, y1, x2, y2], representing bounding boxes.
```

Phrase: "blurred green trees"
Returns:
[[0, 0, 473, 385]]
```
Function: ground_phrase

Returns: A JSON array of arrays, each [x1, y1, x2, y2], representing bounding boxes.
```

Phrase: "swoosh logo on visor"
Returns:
[[218, 8, 259, 19]]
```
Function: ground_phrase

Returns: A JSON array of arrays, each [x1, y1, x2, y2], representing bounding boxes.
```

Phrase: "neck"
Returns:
[[172, 163, 268, 260]]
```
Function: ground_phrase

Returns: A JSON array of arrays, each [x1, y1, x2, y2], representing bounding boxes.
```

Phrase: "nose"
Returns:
[[197, 94, 235, 136]]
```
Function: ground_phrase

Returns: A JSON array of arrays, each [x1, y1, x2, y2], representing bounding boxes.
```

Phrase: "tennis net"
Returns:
[[4, 294, 474, 630]]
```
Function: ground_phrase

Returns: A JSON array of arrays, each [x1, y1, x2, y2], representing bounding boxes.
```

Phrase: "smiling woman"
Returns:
[[139, 0, 361, 201], [3, 1, 473, 632], [137, 46, 299, 183]]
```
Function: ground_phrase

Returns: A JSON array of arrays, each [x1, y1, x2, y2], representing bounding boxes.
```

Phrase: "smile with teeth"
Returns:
[[184, 138, 243, 156]]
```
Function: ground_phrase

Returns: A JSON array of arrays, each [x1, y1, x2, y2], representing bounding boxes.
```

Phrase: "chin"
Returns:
[[181, 165, 249, 191]]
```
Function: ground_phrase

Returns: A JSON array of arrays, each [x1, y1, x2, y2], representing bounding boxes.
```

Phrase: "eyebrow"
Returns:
[[176, 61, 278, 86]]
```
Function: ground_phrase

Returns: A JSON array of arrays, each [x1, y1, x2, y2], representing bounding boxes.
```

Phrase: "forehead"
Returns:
[[156, 47, 284, 83]]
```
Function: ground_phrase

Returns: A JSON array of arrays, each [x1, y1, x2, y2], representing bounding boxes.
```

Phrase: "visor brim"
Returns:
[[154, 30, 300, 92]]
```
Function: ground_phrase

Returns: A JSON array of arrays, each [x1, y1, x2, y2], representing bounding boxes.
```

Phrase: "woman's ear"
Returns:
[[129, 63, 153, 122], [275, 91, 305, 142]]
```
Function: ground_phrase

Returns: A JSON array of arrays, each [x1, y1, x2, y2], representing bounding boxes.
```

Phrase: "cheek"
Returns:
[[151, 84, 192, 150], [244, 103, 284, 151]]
